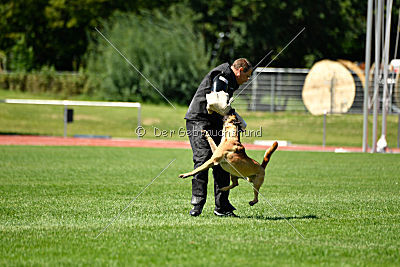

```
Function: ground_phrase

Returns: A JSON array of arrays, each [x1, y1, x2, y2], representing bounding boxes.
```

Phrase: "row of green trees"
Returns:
[[3, 0, 392, 71], [0, 0, 176, 71], [1, 1, 399, 103]]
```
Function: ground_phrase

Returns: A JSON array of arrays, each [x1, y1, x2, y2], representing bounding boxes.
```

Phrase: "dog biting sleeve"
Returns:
[[206, 74, 232, 115]]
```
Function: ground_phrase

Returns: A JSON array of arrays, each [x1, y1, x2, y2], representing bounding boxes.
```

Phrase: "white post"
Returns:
[[372, 0, 383, 153], [380, 0, 393, 149], [363, 0, 374, 152]]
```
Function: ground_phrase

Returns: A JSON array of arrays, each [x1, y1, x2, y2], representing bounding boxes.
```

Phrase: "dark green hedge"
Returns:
[[85, 7, 211, 104], [0, 69, 88, 97]]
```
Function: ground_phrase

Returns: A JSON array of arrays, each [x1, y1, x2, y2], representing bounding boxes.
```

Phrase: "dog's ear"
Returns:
[[222, 115, 230, 121]]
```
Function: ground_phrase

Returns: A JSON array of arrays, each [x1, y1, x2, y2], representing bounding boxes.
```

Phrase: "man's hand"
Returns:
[[235, 112, 247, 130]]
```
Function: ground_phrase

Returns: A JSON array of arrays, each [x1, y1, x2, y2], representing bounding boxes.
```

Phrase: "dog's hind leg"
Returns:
[[249, 175, 264, 206], [220, 175, 239, 191], [202, 130, 217, 153]]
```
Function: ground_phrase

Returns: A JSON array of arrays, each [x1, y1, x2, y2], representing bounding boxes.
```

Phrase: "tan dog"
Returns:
[[179, 114, 278, 206]]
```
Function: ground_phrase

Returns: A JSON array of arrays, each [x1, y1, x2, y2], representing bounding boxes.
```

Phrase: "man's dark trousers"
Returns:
[[186, 120, 236, 212]]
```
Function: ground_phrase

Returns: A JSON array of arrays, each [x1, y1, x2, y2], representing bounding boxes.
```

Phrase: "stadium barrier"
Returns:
[[0, 99, 141, 138]]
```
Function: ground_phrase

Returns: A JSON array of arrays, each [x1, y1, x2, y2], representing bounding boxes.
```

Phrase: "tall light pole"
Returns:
[[378, 0, 393, 152], [372, 0, 383, 153], [363, 0, 374, 152]]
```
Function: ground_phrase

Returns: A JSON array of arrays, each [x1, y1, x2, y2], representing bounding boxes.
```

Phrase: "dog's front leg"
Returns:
[[202, 130, 218, 153], [179, 157, 221, 179], [220, 175, 239, 191]]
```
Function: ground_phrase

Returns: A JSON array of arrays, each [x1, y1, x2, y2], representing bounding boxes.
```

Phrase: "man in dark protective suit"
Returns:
[[184, 58, 252, 217]]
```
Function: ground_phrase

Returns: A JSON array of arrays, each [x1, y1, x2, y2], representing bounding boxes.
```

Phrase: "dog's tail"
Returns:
[[261, 141, 278, 169]]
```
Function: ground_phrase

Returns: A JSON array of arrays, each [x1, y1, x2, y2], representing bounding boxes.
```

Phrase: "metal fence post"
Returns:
[[251, 69, 258, 111], [64, 105, 68, 137], [398, 113, 400, 148], [323, 111, 327, 147], [271, 75, 275, 112], [137, 104, 142, 139], [277, 73, 282, 111], [330, 73, 336, 114]]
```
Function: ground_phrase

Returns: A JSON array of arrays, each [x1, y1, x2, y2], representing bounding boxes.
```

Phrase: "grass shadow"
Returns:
[[0, 131, 45, 136], [243, 214, 319, 221]]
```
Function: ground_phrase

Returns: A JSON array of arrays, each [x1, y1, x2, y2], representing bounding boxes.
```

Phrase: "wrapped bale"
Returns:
[[337, 59, 366, 112], [302, 59, 355, 115]]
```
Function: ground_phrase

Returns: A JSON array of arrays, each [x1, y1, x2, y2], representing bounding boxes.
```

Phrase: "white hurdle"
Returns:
[[1, 99, 141, 138]]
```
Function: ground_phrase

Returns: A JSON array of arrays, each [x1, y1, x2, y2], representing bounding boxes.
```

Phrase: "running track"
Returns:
[[1, 135, 399, 153]]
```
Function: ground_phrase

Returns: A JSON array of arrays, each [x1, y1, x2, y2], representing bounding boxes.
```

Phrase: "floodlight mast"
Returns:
[[395, 9, 400, 60], [379, 0, 393, 151], [363, 0, 374, 153], [372, 0, 383, 153]]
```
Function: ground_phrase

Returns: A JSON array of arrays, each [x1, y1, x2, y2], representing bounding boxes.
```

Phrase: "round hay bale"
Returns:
[[337, 59, 366, 112], [302, 59, 356, 115], [338, 59, 365, 88]]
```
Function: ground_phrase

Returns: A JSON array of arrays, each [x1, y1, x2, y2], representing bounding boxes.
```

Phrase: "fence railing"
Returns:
[[234, 67, 400, 114]]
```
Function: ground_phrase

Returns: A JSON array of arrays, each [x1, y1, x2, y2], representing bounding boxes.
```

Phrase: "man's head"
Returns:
[[231, 58, 253, 85]]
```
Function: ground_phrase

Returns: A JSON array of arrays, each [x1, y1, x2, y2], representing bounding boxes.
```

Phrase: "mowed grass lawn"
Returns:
[[0, 145, 399, 265]]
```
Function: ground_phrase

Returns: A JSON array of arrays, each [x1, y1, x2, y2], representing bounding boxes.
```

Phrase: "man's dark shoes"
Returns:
[[213, 210, 239, 217], [189, 205, 203, 217]]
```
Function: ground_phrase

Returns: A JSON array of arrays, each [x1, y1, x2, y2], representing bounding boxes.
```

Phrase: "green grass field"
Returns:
[[1, 145, 399, 265], [1, 89, 399, 147]]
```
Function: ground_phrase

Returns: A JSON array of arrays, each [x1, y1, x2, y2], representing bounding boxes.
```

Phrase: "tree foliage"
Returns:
[[1, 0, 399, 74], [185, 0, 371, 68], [0, 0, 177, 70], [85, 6, 211, 104]]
